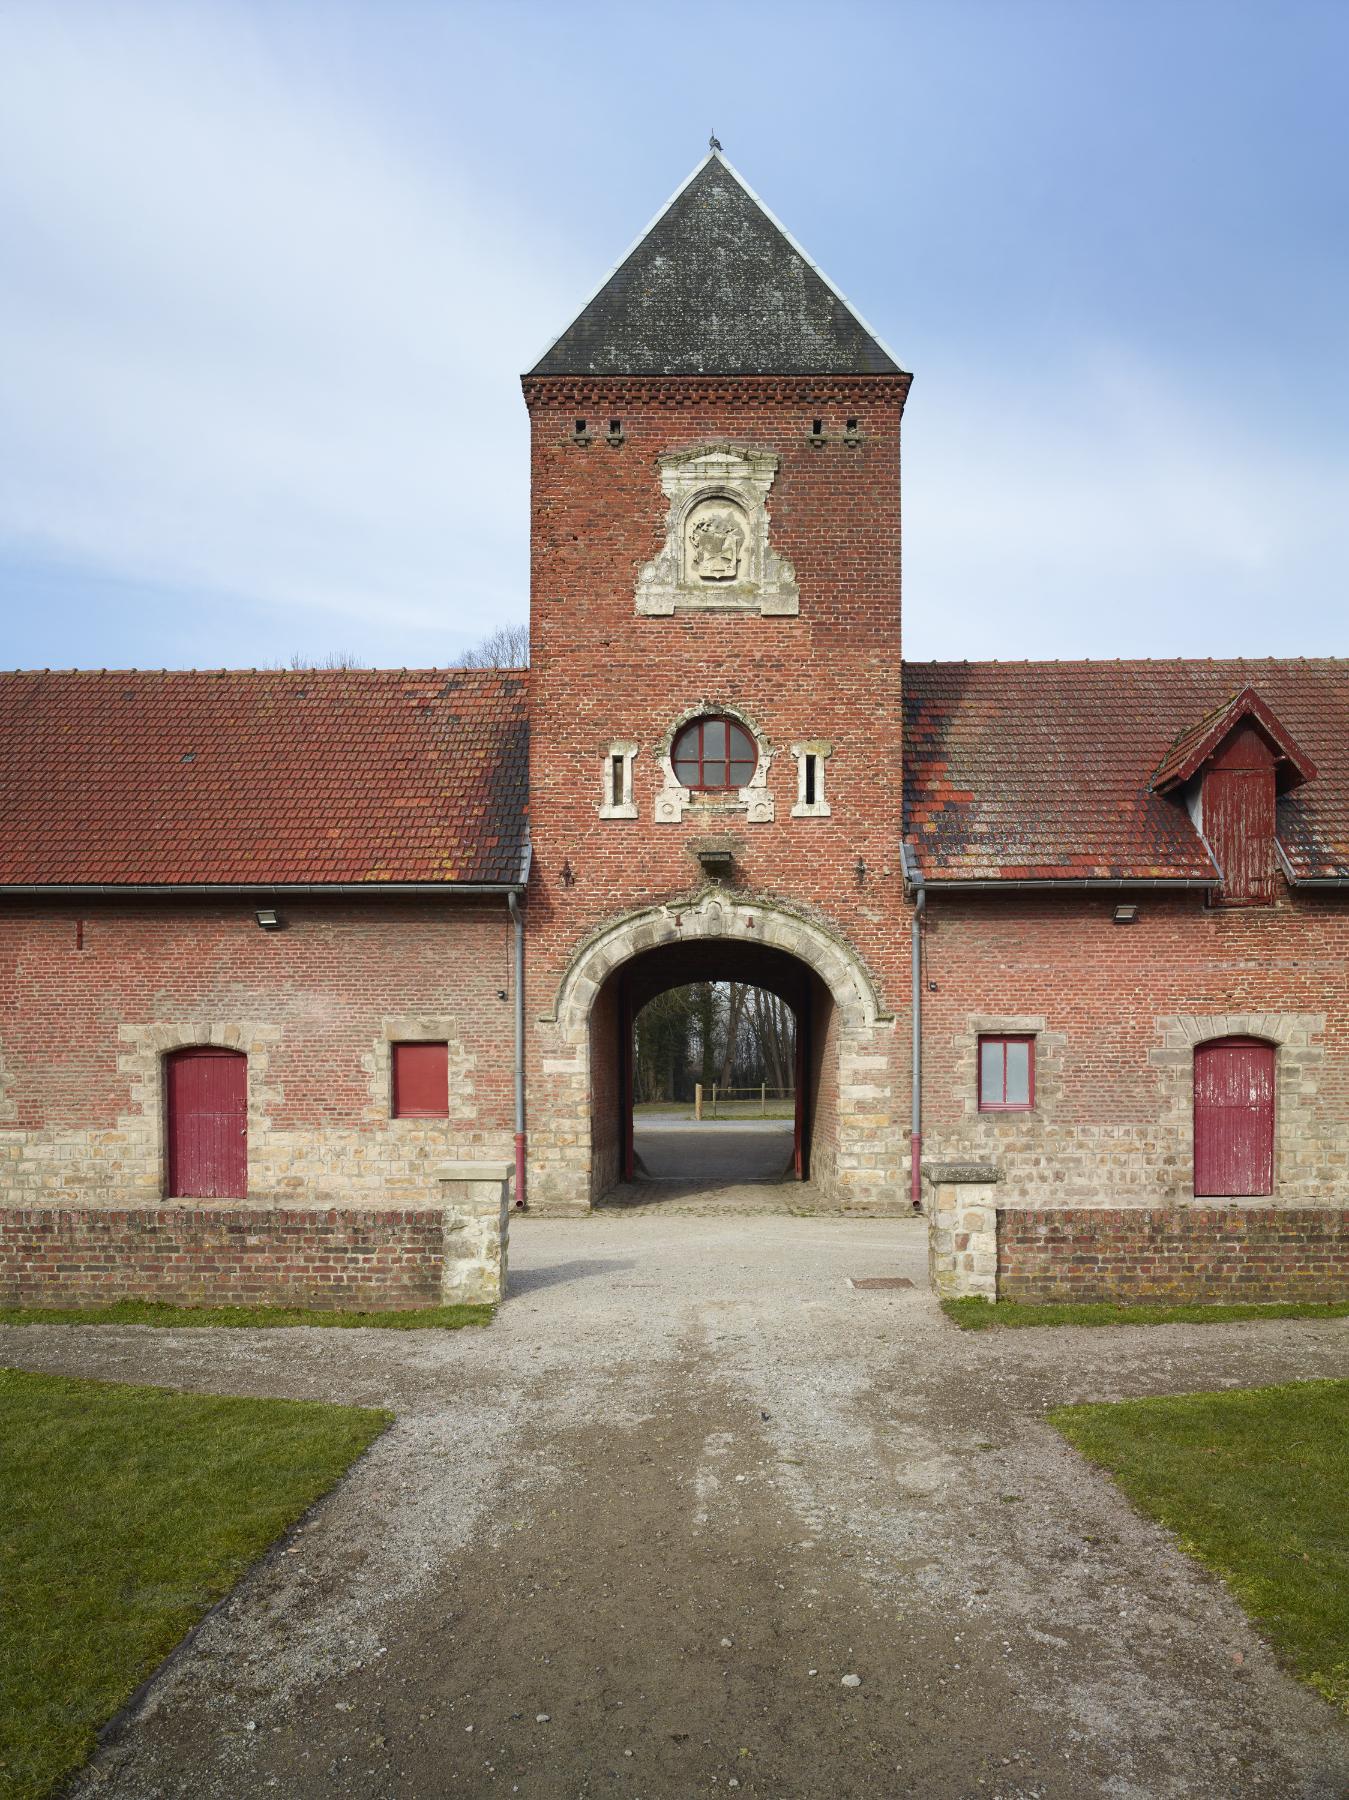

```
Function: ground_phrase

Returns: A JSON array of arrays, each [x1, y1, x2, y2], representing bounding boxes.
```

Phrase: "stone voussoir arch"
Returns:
[[550, 891, 886, 1047]]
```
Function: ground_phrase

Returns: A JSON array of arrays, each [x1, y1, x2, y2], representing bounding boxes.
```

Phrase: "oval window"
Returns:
[[671, 716, 757, 792]]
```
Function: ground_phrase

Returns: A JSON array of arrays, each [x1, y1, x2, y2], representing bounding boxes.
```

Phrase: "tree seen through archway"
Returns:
[[633, 981, 796, 1109]]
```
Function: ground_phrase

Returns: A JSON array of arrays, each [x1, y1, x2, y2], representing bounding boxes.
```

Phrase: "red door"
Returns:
[[1194, 1037, 1274, 1197], [166, 1048, 247, 1198]]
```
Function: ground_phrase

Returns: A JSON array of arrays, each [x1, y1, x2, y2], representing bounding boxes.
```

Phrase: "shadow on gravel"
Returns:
[[507, 1258, 636, 1296]]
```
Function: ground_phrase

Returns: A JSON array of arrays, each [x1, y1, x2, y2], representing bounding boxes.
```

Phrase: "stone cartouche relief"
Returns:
[[636, 445, 799, 616]]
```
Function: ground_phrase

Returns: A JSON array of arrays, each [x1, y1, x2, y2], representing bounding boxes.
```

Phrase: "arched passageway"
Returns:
[[533, 894, 899, 1214], [604, 939, 819, 1192]]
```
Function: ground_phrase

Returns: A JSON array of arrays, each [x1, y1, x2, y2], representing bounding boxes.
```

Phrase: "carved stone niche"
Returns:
[[636, 445, 799, 617]]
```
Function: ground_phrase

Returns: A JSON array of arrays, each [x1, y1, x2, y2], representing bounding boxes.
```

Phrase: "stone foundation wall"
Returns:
[[997, 1206, 1349, 1305]]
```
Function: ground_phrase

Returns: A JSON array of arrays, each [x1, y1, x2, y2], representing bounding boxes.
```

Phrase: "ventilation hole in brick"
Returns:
[[611, 753, 624, 805], [609, 419, 620, 435], [575, 419, 586, 434], [847, 417, 858, 434], [804, 755, 817, 807], [812, 418, 822, 435]]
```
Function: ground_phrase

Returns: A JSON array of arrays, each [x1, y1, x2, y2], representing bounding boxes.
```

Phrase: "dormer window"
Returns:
[[671, 716, 757, 792], [1151, 686, 1317, 909]]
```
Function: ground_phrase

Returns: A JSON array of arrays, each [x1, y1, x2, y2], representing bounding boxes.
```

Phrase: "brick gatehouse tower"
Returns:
[[521, 149, 913, 1212]]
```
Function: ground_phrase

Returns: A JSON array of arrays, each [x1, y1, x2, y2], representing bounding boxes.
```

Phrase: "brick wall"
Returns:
[[919, 889, 1349, 1203], [522, 374, 912, 1210], [997, 1206, 1349, 1304], [0, 897, 516, 1201], [0, 1205, 446, 1309]]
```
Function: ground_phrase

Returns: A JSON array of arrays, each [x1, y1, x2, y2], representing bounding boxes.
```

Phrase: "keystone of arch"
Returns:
[[549, 893, 885, 1046]]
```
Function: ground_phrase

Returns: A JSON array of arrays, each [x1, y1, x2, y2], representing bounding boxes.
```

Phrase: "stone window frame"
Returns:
[[1149, 1011, 1325, 1200], [977, 1033, 1036, 1112], [116, 1020, 282, 1199], [790, 740, 833, 818], [654, 701, 775, 825], [370, 1017, 477, 1128], [598, 740, 638, 820], [955, 1016, 1066, 1122]]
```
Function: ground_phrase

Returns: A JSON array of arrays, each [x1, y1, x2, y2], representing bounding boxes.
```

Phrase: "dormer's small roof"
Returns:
[[1151, 685, 1317, 794], [529, 151, 904, 378]]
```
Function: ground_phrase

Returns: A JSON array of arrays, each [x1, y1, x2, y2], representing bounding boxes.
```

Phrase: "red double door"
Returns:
[[1193, 1036, 1274, 1197], [166, 1048, 248, 1198]]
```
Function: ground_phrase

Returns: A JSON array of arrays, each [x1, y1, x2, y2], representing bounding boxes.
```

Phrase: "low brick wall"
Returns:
[[0, 1162, 515, 1311], [0, 1205, 448, 1310], [997, 1207, 1349, 1305]]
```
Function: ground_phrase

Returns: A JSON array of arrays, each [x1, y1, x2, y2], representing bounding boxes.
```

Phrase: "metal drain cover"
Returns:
[[849, 1276, 914, 1290]]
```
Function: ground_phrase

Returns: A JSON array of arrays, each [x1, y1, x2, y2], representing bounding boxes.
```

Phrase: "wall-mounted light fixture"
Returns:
[[1112, 903, 1139, 925], [255, 908, 283, 930]]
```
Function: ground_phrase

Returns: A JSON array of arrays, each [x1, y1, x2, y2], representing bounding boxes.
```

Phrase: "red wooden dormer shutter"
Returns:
[[1203, 722, 1277, 905]]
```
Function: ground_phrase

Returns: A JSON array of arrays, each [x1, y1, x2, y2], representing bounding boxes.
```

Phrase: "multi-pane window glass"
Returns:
[[671, 717, 756, 791], [978, 1035, 1034, 1111]]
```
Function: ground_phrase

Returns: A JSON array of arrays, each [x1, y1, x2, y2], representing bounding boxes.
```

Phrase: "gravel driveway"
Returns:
[[5, 1210, 1348, 1798]]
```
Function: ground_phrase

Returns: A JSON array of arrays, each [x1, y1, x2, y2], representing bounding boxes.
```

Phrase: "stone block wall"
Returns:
[[926, 1165, 1000, 1299], [996, 1207, 1349, 1305]]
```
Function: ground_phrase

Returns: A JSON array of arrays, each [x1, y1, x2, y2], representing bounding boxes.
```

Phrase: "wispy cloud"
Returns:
[[0, 6, 1344, 668], [0, 8, 579, 660], [905, 344, 1349, 659]]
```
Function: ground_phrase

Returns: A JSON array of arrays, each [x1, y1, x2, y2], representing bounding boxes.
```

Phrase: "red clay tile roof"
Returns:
[[0, 668, 529, 888], [904, 660, 1349, 885], [1151, 684, 1317, 793]]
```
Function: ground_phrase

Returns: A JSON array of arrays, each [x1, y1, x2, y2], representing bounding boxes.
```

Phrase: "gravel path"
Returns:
[[5, 1212, 1348, 1798]]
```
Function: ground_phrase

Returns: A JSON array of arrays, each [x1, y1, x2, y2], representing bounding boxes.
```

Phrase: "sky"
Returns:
[[1, 0, 1346, 669]]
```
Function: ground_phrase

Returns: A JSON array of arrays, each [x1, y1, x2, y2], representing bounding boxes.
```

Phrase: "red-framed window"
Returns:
[[978, 1035, 1035, 1112], [671, 716, 757, 792], [392, 1042, 449, 1118]]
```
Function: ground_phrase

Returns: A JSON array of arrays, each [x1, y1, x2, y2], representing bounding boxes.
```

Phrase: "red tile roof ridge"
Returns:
[[903, 655, 1349, 672], [2, 665, 530, 678]]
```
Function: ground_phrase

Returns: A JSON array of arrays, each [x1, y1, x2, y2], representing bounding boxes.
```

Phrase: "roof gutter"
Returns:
[[1275, 842, 1349, 888], [0, 881, 527, 897], [910, 876, 1216, 893]]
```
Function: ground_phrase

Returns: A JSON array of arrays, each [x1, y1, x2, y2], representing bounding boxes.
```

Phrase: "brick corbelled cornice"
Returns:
[[521, 373, 912, 411]]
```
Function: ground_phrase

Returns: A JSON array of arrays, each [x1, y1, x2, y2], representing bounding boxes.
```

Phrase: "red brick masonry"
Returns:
[[998, 1207, 1349, 1305], [0, 1206, 446, 1310]]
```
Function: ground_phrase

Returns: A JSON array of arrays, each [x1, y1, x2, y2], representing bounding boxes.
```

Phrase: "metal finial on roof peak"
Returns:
[[709, 131, 722, 152]]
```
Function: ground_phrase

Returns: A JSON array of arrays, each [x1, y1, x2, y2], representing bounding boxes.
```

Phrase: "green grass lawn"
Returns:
[[0, 1367, 392, 1798], [943, 1296, 1349, 1330], [0, 1299, 491, 1330], [1051, 1378, 1349, 1713]]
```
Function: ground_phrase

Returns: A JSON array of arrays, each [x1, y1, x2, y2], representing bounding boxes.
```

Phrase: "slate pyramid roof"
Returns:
[[530, 151, 903, 377]]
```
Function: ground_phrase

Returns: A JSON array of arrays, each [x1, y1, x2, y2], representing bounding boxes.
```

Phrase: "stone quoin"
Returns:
[[1, 148, 1347, 1306]]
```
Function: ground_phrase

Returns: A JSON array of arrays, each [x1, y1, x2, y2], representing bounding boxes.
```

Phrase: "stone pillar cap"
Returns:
[[435, 1162, 514, 1183], [922, 1162, 1003, 1185]]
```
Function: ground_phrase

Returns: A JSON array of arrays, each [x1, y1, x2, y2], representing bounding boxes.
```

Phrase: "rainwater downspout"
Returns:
[[910, 882, 926, 1211], [507, 890, 527, 1210]]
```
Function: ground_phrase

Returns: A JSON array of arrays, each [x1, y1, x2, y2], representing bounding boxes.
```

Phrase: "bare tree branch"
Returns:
[[458, 622, 530, 668]]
